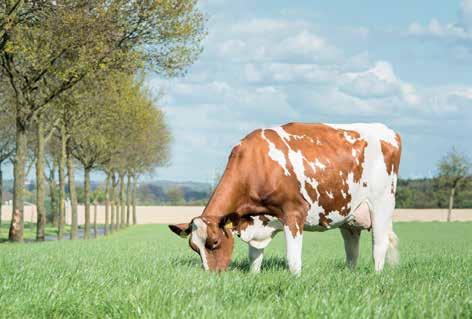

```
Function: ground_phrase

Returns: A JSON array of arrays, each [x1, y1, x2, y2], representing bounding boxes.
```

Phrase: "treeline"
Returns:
[[396, 178, 472, 209], [0, 1, 206, 242]]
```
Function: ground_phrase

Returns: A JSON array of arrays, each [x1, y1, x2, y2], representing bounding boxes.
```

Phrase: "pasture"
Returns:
[[0, 222, 471, 318]]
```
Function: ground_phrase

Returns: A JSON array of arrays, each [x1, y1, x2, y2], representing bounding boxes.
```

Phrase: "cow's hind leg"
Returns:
[[340, 227, 361, 269], [248, 245, 264, 273], [371, 198, 396, 272]]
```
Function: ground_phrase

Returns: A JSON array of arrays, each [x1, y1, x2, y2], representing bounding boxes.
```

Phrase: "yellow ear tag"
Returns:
[[225, 221, 233, 229]]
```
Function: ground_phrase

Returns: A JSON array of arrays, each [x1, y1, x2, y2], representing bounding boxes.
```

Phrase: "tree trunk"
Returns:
[[0, 163, 3, 236], [9, 121, 27, 242], [126, 174, 131, 226], [113, 173, 119, 232], [132, 175, 137, 225], [447, 187, 455, 222], [93, 201, 97, 239], [35, 119, 46, 241], [48, 163, 58, 226], [57, 127, 66, 240], [119, 173, 125, 228], [104, 172, 110, 236], [110, 175, 116, 234], [67, 144, 78, 240], [84, 167, 91, 239]]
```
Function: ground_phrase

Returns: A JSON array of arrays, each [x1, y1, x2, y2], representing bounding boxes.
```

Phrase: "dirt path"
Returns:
[[2, 206, 471, 225]]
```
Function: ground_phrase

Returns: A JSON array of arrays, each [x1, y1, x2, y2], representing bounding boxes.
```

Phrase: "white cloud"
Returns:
[[407, 1, 472, 40], [340, 62, 421, 105], [408, 19, 470, 39], [148, 13, 472, 181], [279, 31, 333, 58], [208, 18, 340, 63], [217, 39, 247, 56]]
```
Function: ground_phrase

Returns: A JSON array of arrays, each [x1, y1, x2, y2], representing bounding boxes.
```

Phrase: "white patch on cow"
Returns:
[[191, 218, 209, 270], [239, 216, 282, 249], [314, 158, 326, 170], [344, 131, 357, 144], [271, 126, 292, 141], [249, 246, 264, 273], [326, 191, 334, 199], [325, 123, 399, 148], [326, 211, 345, 226], [261, 130, 290, 176]]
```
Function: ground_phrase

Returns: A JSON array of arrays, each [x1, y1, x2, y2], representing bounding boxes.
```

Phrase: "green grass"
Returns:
[[0, 222, 72, 242], [0, 223, 471, 318]]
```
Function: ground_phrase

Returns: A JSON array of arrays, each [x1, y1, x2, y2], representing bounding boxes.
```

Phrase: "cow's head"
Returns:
[[169, 213, 240, 272]]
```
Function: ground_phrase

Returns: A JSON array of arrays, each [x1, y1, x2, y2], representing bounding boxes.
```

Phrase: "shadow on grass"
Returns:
[[170, 255, 288, 273], [230, 256, 287, 272], [170, 256, 202, 268]]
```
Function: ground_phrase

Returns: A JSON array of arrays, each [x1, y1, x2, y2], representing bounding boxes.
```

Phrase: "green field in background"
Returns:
[[0, 223, 471, 318]]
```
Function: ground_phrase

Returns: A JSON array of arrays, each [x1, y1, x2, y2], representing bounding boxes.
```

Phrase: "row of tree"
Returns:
[[0, 0, 206, 241]]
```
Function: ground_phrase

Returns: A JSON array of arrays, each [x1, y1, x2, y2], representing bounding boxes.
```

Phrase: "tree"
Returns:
[[167, 187, 184, 206], [68, 76, 120, 239], [437, 148, 471, 221], [0, 98, 15, 236], [1, 0, 205, 241]]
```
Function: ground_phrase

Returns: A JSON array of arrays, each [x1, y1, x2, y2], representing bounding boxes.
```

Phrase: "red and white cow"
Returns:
[[170, 123, 401, 275]]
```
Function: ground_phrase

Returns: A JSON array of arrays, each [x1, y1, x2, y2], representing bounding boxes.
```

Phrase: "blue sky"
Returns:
[[149, 0, 472, 183]]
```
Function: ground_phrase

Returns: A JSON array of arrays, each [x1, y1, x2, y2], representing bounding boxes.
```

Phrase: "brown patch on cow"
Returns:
[[380, 134, 402, 175], [318, 213, 333, 228], [237, 215, 272, 235], [282, 211, 307, 237], [304, 181, 318, 202], [259, 215, 271, 226], [363, 182, 368, 187], [237, 215, 255, 233]]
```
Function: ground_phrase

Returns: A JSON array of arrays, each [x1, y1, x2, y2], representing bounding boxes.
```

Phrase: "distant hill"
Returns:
[[137, 180, 212, 205], [150, 180, 212, 193]]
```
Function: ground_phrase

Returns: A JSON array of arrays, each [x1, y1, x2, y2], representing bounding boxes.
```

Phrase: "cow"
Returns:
[[170, 123, 401, 275]]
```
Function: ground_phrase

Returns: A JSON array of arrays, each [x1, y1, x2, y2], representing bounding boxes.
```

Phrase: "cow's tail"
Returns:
[[386, 222, 399, 266]]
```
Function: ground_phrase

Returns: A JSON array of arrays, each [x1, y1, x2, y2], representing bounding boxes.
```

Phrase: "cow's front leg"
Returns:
[[248, 245, 264, 273], [284, 224, 303, 276]]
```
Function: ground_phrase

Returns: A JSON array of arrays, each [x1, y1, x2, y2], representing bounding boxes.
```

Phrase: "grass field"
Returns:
[[0, 222, 471, 318]]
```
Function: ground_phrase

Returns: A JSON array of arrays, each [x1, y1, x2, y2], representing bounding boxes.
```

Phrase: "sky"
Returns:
[[149, 0, 472, 183]]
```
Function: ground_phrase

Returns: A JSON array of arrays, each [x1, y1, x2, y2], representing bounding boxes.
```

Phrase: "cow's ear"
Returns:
[[169, 223, 192, 238], [219, 212, 240, 230]]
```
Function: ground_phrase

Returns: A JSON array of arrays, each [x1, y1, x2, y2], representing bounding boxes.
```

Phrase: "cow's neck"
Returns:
[[202, 173, 242, 219]]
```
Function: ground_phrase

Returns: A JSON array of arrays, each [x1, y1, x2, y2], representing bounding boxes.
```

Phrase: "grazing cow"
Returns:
[[170, 123, 401, 275]]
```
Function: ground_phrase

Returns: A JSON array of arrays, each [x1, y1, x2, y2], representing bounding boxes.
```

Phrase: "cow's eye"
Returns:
[[205, 238, 221, 250]]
